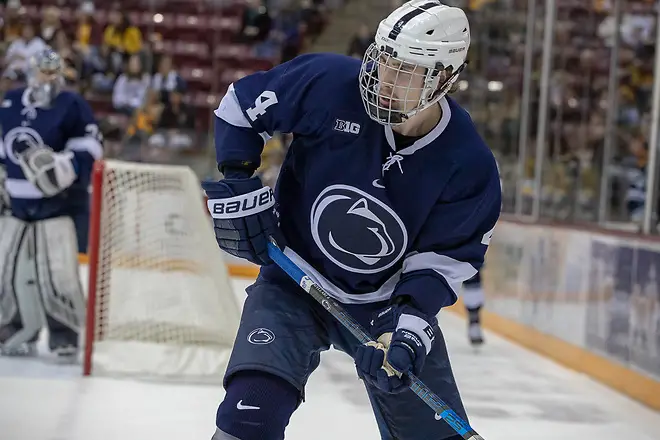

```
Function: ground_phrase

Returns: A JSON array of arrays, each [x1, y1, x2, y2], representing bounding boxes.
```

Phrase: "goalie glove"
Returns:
[[355, 301, 436, 394], [18, 146, 78, 197]]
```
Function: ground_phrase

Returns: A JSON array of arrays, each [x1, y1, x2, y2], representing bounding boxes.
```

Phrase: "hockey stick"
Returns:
[[266, 241, 484, 440]]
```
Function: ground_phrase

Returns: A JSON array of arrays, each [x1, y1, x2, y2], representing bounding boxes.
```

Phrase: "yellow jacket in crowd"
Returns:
[[103, 25, 142, 54]]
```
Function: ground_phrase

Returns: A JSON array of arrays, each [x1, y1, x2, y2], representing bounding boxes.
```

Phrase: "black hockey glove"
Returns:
[[202, 176, 284, 266], [355, 301, 437, 394]]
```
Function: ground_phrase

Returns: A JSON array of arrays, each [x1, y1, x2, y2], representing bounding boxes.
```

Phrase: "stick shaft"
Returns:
[[267, 243, 483, 440]]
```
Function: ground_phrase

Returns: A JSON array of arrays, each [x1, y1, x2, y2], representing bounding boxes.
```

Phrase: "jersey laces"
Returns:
[[382, 153, 404, 175]]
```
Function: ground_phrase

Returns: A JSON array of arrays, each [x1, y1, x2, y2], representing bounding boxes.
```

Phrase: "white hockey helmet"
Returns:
[[359, 0, 470, 125], [27, 48, 64, 106]]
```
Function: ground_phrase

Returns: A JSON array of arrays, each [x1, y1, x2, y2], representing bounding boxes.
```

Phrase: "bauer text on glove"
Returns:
[[203, 176, 284, 266]]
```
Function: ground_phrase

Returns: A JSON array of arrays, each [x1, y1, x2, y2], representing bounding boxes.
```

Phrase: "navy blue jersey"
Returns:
[[0, 87, 103, 220], [214, 53, 501, 316]]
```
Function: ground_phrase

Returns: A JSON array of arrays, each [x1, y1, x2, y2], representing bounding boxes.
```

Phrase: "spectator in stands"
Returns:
[[52, 31, 81, 86], [1, 0, 25, 48], [73, 2, 101, 92], [86, 43, 122, 93], [238, 0, 272, 44], [73, 2, 99, 59], [619, 82, 642, 128], [127, 88, 163, 140], [117, 88, 164, 161], [347, 23, 372, 59], [39, 6, 64, 48], [152, 86, 196, 151], [112, 54, 151, 115], [629, 49, 655, 113], [3, 21, 46, 82], [278, 20, 306, 63], [104, 10, 143, 62], [258, 6, 304, 62], [157, 87, 195, 132], [151, 55, 185, 104], [598, 2, 655, 49], [622, 133, 648, 223], [298, 0, 326, 42]]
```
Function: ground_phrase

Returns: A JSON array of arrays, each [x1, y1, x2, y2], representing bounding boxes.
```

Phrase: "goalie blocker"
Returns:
[[0, 215, 85, 356]]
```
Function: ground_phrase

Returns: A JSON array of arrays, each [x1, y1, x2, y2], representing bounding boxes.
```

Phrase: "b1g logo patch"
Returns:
[[310, 184, 408, 274], [333, 119, 361, 135]]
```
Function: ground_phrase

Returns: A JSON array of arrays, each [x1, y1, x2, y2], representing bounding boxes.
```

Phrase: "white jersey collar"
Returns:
[[384, 96, 452, 155]]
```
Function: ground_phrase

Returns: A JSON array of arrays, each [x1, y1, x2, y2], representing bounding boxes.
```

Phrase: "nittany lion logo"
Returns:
[[2, 126, 46, 165], [247, 328, 275, 345], [310, 184, 408, 274]]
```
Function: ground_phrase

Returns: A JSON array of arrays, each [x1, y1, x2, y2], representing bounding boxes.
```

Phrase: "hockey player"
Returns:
[[461, 155, 504, 347], [463, 272, 485, 345], [0, 49, 102, 358], [203, 1, 501, 439]]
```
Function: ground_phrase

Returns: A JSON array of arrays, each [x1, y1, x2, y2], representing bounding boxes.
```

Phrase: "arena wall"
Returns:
[[458, 218, 660, 411]]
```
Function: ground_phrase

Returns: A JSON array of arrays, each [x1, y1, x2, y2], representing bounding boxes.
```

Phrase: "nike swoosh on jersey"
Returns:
[[236, 400, 261, 410], [372, 179, 385, 189]]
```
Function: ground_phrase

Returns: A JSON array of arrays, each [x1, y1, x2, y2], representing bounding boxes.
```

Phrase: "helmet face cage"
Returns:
[[27, 49, 64, 106], [359, 42, 464, 126]]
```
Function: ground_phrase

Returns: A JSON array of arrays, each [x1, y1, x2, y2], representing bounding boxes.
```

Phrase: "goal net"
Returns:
[[83, 160, 241, 382]]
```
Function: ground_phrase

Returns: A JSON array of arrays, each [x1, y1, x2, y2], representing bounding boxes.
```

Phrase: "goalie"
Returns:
[[0, 49, 103, 359]]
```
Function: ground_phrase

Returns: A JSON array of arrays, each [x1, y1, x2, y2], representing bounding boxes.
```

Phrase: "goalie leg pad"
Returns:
[[0, 165, 10, 215], [34, 216, 85, 350], [214, 371, 299, 440], [0, 216, 25, 331], [0, 216, 44, 351]]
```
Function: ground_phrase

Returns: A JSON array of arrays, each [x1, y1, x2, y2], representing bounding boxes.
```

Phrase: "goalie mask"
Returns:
[[27, 49, 64, 106], [359, 0, 470, 126]]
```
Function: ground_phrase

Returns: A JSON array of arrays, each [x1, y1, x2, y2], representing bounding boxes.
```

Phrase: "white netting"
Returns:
[[86, 160, 240, 383]]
